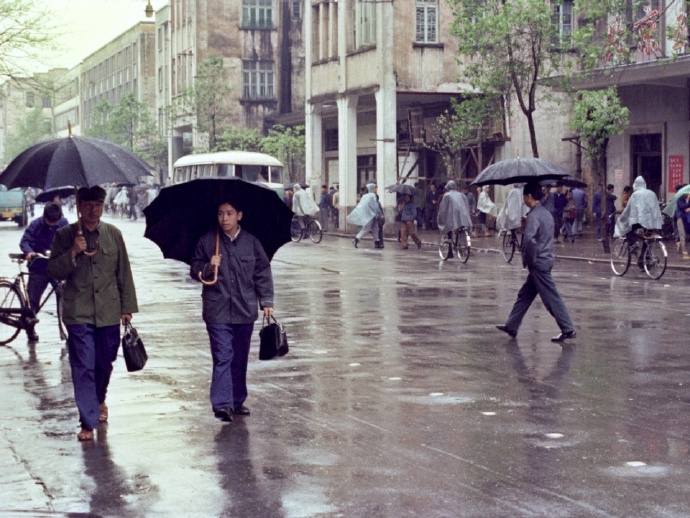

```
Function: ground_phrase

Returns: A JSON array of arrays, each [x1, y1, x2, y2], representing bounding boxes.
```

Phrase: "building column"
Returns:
[[305, 102, 323, 187], [338, 95, 358, 228]]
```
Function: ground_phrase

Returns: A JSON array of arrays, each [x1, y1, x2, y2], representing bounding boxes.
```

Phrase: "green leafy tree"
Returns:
[[214, 127, 263, 152], [4, 105, 53, 161], [447, 0, 570, 158], [108, 94, 148, 151], [261, 125, 305, 183], [0, 0, 54, 79], [85, 100, 115, 141]]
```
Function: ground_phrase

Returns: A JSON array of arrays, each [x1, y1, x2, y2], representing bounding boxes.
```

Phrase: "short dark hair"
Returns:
[[523, 181, 543, 200], [218, 197, 243, 212], [607, 184, 614, 190], [77, 185, 106, 203], [321, 184, 327, 189], [43, 202, 63, 223]]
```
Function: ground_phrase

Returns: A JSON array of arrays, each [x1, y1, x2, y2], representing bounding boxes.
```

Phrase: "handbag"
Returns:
[[122, 322, 148, 372], [259, 315, 289, 361]]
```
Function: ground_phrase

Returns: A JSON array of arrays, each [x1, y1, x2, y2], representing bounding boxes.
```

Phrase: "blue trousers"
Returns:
[[66, 324, 120, 429], [504, 263, 575, 335], [27, 273, 57, 313], [206, 323, 254, 412]]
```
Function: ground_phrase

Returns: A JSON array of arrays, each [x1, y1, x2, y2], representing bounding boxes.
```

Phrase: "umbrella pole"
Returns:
[[198, 229, 219, 286], [75, 188, 99, 257]]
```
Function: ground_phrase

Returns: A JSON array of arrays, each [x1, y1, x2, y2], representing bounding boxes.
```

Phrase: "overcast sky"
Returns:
[[37, 0, 168, 71]]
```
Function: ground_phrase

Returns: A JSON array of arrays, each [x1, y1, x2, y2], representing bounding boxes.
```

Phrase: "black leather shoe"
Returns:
[[353, 238, 359, 248], [496, 325, 516, 338], [234, 405, 250, 416], [213, 407, 233, 422], [551, 331, 577, 342]]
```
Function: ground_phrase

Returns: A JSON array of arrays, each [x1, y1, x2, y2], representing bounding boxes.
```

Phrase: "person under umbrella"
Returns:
[[190, 196, 274, 422]]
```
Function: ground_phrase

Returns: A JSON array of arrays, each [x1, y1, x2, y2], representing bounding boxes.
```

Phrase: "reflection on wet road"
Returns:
[[1, 216, 690, 517]]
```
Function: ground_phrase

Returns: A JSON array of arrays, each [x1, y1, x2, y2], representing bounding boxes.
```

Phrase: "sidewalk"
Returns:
[[326, 222, 690, 272]]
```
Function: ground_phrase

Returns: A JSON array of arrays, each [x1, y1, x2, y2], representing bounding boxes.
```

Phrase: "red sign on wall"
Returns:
[[669, 155, 684, 190]]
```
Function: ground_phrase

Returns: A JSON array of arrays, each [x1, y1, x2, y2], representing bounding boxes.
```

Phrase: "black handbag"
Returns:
[[122, 322, 148, 372], [259, 315, 289, 360]]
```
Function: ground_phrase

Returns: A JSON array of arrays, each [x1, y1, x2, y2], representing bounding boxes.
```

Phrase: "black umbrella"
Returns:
[[470, 158, 570, 186], [0, 136, 152, 191], [386, 183, 416, 196], [35, 185, 76, 203], [144, 177, 293, 266], [545, 175, 588, 189]]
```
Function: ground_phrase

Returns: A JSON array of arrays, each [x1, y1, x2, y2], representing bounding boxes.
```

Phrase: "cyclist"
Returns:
[[614, 176, 663, 269], [496, 184, 528, 234], [437, 181, 472, 243], [292, 183, 318, 232], [18, 202, 68, 341]]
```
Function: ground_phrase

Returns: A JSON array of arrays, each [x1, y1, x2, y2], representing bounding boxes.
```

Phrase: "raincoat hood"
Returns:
[[293, 184, 302, 191], [366, 183, 377, 193], [436, 190, 472, 233], [633, 176, 646, 191], [445, 181, 457, 191], [614, 176, 663, 236]]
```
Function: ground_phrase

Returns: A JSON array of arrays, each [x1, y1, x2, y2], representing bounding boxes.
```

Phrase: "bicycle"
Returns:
[[0, 254, 67, 345], [610, 228, 667, 280], [290, 215, 323, 244], [500, 228, 523, 263], [438, 227, 471, 263]]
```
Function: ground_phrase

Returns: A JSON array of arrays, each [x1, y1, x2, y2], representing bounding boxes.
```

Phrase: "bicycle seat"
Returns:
[[8, 253, 25, 262]]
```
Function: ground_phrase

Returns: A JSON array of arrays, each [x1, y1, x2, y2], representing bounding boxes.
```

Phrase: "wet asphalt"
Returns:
[[1, 210, 690, 517]]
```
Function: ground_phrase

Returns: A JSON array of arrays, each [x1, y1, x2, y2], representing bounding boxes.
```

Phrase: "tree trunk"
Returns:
[[527, 112, 539, 158], [598, 140, 610, 254]]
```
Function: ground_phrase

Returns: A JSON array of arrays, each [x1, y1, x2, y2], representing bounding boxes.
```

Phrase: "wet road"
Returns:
[[1, 212, 690, 517]]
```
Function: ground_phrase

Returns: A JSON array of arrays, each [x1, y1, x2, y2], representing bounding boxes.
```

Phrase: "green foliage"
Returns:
[[261, 125, 305, 183], [4, 105, 53, 161], [0, 0, 55, 79], [214, 127, 263, 152], [85, 100, 113, 140], [569, 87, 629, 161]]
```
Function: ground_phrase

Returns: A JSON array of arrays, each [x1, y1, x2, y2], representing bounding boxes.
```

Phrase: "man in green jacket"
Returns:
[[47, 185, 138, 442]]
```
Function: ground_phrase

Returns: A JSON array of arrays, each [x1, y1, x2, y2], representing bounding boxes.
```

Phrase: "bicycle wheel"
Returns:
[[55, 286, 68, 341], [438, 235, 452, 261], [308, 219, 323, 243], [0, 280, 26, 345], [457, 230, 471, 263], [610, 238, 631, 276], [502, 231, 516, 263], [643, 240, 667, 280], [290, 217, 303, 242]]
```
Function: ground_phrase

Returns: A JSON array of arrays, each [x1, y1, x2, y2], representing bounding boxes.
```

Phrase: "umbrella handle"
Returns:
[[76, 191, 99, 256], [199, 229, 220, 286]]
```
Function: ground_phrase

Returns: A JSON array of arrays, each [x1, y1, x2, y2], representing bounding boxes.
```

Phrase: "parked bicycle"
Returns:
[[0, 254, 67, 345], [290, 215, 323, 244], [610, 228, 667, 280], [500, 228, 523, 263], [438, 227, 471, 263]]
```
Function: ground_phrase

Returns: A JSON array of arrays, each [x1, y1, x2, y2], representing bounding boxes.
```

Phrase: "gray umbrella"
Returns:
[[541, 175, 587, 189], [386, 183, 416, 196], [470, 157, 570, 186]]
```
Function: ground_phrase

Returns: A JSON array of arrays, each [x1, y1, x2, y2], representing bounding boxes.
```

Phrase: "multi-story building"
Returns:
[[54, 65, 82, 137], [164, 0, 305, 166]]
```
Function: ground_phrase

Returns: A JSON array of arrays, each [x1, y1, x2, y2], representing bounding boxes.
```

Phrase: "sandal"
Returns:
[[99, 403, 108, 423], [77, 428, 94, 441]]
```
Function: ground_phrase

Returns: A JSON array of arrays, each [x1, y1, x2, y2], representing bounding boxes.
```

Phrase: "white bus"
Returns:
[[172, 151, 286, 196]]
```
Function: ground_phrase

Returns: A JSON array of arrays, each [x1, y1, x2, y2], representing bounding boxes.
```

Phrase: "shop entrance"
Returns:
[[631, 133, 662, 196]]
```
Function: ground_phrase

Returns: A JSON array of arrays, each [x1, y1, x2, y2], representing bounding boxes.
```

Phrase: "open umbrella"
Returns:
[[35, 185, 77, 203], [144, 177, 293, 268], [541, 175, 588, 189], [386, 183, 416, 196], [662, 184, 690, 217], [0, 135, 152, 191], [470, 157, 570, 186]]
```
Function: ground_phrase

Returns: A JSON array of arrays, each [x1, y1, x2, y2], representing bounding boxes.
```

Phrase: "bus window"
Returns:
[[236, 165, 260, 182], [218, 164, 229, 177], [269, 166, 284, 184]]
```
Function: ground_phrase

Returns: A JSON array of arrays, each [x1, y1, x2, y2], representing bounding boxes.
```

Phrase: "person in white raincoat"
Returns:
[[437, 181, 472, 236], [292, 183, 318, 230], [477, 186, 497, 236], [347, 183, 382, 248], [496, 184, 529, 232], [614, 176, 663, 268]]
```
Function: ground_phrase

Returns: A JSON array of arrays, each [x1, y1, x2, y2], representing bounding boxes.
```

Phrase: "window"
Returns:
[[415, 0, 438, 44], [551, 0, 573, 46], [42, 96, 51, 108], [292, 0, 301, 19], [242, 0, 273, 29], [357, 0, 376, 48], [243, 61, 275, 100], [26, 92, 34, 108]]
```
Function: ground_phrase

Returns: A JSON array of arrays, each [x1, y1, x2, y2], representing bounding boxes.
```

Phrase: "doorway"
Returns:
[[631, 133, 662, 196]]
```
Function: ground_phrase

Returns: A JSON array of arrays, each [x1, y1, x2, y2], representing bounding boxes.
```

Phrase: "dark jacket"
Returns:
[[553, 193, 567, 216], [522, 203, 555, 269], [190, 228, 274, 324], [20, 216, 68, 272], [593, 190, 617, 217]]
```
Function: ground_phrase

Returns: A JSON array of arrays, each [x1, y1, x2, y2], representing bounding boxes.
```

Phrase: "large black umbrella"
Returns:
[[0, 136, 152, 190], [35, 185, 76, 203], [541, 175, 587, 189], [143, 177, 293, 264], [386, 183, 416, 196], [470, 158, 570, 186]]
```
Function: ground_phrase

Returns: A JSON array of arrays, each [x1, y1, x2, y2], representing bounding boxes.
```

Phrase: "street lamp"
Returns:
[[144, 1, 154, 18]]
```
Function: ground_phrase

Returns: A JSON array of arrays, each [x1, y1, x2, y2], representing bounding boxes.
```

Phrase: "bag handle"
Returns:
[[262, 314, 278, 327]]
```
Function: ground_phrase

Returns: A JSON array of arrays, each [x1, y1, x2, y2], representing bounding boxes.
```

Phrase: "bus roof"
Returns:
[[173, 151, 283, 168]]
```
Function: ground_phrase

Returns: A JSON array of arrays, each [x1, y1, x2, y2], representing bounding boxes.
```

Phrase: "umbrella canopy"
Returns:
[[541, 175, 588, 189], [35, 185, 77, 203], [662, 184, 690, 217], [144, 177, 293, 263], [0, 136, 152, 191], [386, 183, 416, 196], [470, 157, 570, 186]]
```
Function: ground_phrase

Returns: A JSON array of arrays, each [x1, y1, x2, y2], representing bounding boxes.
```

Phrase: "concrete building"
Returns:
[[54, 65, 82, 137], [304, 0, 576, 228], [165, 0, 306, 171], [571, 1, 690, 203]]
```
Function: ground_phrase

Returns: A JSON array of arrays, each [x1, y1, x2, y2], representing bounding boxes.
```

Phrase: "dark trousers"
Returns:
[[66, 323, 120, 430], [206, 323, 254, 411], [503, 263, 575, 335], [596, 215, 614, 239], [27, 273, 57, 313], [128, 203, 137, 220]]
